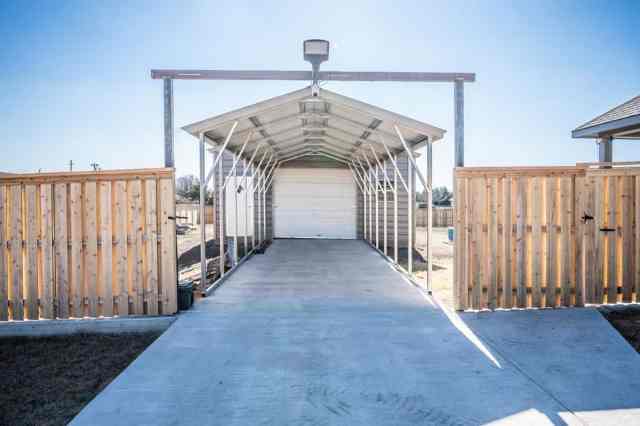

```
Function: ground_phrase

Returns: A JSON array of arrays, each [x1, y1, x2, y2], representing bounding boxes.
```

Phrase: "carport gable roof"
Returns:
[[572, 94, 640, 139], [182, 86, 445, 164]]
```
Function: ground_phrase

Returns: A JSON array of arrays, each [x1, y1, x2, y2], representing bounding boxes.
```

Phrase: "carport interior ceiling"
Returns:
[[183, 86, 445, 166]]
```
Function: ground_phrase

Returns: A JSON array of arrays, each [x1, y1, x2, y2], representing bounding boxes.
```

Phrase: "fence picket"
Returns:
[[607, 176, 618, 303], [39, 184, 54, 318], [144, 179, 159, 315], [99, 182, 113, 316], [69, 183, 83, 317], [113, 181, 128, 315], [0, 186, 7, 320], [560, 177, 573, 306], [159, 177, 177, 314], [9, 185, 23, 320], [25, 185, 38, 319], [54, 184, 69, 318], [128, 180, 144, 314]]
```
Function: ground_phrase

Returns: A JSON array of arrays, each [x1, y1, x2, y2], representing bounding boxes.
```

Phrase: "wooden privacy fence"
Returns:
[[176, 203, 215, 226], [455, 165, 640, 310], [0, 169, 178, 321], [416, 206, 454, 227]]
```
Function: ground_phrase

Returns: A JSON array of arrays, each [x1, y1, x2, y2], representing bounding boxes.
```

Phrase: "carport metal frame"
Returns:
[[154, 69, 474, 295]]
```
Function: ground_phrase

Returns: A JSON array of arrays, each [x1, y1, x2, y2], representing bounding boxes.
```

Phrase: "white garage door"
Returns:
[[273, 168, 357, 239]]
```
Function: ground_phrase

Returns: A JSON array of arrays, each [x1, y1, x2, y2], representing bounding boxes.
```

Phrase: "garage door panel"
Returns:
[[274, 168, 356, 239]]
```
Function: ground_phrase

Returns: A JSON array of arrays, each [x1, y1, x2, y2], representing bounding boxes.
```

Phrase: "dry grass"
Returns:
[[0, 332, 161, 426]]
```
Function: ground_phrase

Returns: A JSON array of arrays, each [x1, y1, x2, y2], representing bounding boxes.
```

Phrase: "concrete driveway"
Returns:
[[72, 239, 640, 425]]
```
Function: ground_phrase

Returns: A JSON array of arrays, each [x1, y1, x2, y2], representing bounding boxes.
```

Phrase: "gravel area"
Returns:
[[414, 226, 454, 308]]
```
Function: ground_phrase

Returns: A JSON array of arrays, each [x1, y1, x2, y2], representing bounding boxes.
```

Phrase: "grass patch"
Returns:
[[0, 332, 161, 426]]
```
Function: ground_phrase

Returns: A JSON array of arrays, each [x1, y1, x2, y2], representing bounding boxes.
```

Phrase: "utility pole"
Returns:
[[69, 160, 74, 171]]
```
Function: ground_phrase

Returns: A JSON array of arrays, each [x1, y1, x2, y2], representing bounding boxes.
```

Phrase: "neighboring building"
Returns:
[[572, 94, 640, 162]]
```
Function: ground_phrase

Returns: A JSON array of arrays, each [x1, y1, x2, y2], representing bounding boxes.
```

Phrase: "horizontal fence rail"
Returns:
[[0, 169, 178, 321], [455, 165, 640, 310]]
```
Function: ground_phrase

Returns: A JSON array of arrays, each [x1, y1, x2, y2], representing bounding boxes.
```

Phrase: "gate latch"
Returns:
[[581, 213, 594, 224], [599, 227, 616, 232]]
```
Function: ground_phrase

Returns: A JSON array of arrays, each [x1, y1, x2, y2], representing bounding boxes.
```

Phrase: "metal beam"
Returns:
[[152, 69, 476, 83], [163, 79, 174, 167], [205, 121, 239, 186], [454, 79, 464, 167], [394, 125, 430, 193]]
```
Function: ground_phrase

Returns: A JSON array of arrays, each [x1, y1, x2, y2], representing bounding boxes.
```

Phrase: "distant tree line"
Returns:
[[417, 186, 453, 206], [176, 175, 213, 203]]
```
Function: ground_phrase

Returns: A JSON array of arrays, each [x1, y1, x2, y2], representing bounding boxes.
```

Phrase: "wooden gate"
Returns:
[[0, 168, 178, 320], [455, 165, 639, 310], [580, 167, 640, 304]]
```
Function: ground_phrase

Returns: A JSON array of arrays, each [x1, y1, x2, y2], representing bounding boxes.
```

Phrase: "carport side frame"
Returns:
[[156, 70, 474, 294]]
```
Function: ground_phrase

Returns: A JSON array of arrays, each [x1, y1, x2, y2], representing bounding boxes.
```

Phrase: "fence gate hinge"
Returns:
[[599, 227, 616, 233]]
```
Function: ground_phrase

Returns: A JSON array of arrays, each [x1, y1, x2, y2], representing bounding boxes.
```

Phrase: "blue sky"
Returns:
[[1, 0, 639, 188]]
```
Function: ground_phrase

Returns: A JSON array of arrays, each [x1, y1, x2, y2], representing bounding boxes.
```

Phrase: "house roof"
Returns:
[[182, 86, 445, 166], [572, 95, 640, 139]]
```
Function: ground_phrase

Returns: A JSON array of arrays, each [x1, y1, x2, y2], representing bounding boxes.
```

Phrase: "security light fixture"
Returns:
[[303, 39, 330, 87]]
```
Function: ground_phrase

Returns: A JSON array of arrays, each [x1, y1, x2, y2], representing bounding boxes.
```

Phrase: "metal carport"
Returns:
[[181, 86, 445, 293]]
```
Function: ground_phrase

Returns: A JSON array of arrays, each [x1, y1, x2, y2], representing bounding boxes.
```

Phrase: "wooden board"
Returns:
[[24, 185, 38, 319], [487, 177, 498, 309], [9, 185, 23, 320], [54, 184, 69, 318], [531, 177, 542, 307], [607, 176, 618, 303], [546, 177, 559, 307], [144, 179, 159, 315], [560, 177, 573, 306], [621, 177, 633, 302], [39, 184, 54, 319], [112, 181, 128, 316], [128, 180, 144, 314], [159, 178, 177, 314], [502, 177, 513, 308], [98, 182, 113, 316], [69, 183, 83, 318], [84, 182, 98, 317], [0, 186, 7, 320], [515, 177, 527, 308]]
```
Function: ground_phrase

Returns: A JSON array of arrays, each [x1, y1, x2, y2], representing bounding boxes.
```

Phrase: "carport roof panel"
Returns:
[[182, 86, 445, 161]]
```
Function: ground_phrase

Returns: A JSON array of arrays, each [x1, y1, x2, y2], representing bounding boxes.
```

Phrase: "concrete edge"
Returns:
[[364, 240, 430, 292], [204, 247, 257, 297], [0, 315, 177, 338]]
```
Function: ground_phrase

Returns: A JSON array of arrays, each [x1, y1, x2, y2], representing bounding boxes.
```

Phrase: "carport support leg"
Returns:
[[199, 133, 207, 287], [426, 139, 433, 293], [219, 152, 225, 277], [243, 159, 248, 257], [375, 165, 379, 249], [408, 157, 413, 274], [233, 153, 239, 266], [394, 154, 398, 263], [383, 160, 388, 255]]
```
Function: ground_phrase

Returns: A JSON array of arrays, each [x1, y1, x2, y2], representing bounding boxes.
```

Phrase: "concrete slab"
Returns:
[[72, 239, 640, 425]]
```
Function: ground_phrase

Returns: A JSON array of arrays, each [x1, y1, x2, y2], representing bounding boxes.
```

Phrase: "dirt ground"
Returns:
[[413, 226, 454, 308], [0, 332, 161, 426], [599, 305, 640, 354]]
